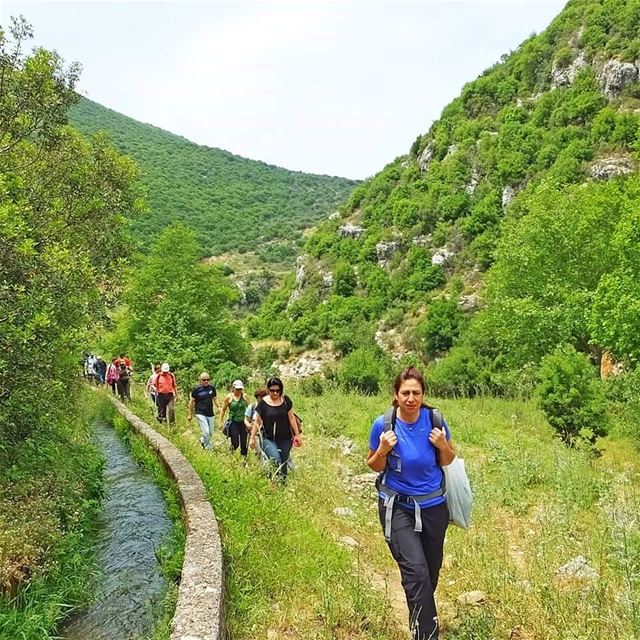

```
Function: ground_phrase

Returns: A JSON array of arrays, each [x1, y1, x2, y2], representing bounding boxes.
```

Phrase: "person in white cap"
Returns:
[[220, 379, 249, 455], [156, 362, 178, 425]]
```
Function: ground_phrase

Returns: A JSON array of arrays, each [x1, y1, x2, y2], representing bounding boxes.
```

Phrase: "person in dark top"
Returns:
[[220, 380, 249, 455], [188, 372, 218, 450], [249, 376, 302, 481]]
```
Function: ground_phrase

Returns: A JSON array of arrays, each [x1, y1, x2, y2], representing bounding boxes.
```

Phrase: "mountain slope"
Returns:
[[251, 0, 640, 386], [69, 98, 358, 256]]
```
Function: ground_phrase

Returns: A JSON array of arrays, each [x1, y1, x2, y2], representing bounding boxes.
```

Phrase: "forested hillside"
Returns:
[[70, 98, 357, 256], [250, 0, 640, 397]]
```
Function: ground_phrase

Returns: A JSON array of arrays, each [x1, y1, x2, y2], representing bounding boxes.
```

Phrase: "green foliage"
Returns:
[[604, 367, 640, 445], [335, 347, 391, 395], [0, 21, 139, 634], [332, 260, 357, 297], [536, 344, 607, 445], [109, 223, 248, 384], [475, 178, 637, 370], [69, 98, 357, 257], [211, 361, 252, 392], [426, 344, 493, 397], [415, 298, 468, 357]]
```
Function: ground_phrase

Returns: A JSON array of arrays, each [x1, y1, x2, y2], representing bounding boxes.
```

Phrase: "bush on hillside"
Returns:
[[425, 345, 493, 397], [536, 344, 608, 446], [415, 299, 468, 357], [603, 366, 640, 446], [211, 361, 252, 394], [336, 348, 391, 395]]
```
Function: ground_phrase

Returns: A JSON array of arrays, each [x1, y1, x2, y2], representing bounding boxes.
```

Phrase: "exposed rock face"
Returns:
[[458, 293, 480, 312], [295, 255, 306, 286], [551, 50, 587, 88], [322, 272, 333, 288], [590, 155, 634, 180], [502, 185, 517, 208], [418, 144, 434, 171], [338, 223, 365, 239], [465, 166, 480, 195], [278, 343, 335, 379], [288, 255, 306, 306], [598, 59, 639, 98], [376, 241, 400, 268], [328, 211, 341, 220], [445, 143, 458, 158], [431, 246, 455, 266], [412, 234, 432, 247]]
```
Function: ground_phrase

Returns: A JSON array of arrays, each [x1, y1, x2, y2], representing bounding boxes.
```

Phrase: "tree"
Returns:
[[113, 222, 248, 382], [536, 344, 607, 445], [477, 178, 631, 369], [0, 18, 142, 448]]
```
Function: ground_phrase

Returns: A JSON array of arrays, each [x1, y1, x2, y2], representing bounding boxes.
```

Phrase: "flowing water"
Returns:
[[63, 419, 172, 640]]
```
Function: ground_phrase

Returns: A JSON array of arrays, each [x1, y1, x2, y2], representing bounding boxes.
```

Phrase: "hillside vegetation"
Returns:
[[249, 0, 640, 396], [70, 98, 358, 257]]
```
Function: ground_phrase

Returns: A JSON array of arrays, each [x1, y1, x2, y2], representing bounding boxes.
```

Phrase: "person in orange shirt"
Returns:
[[156, 362, 178, 426]]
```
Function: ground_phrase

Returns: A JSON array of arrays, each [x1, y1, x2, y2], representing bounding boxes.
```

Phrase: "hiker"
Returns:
[[114, 352, 132, 369], [249, 376, 302, 481], [116, 358, 132, 401], [106, 358, 118, 395], [85, 353, 99, 384], [188, 372, 218, 450], [245, 387, 268, 460], [96, 356, 107, 385], [156, 362, 178, 425], [145, 364, 161, 413], [220, 380, 249, 456], [367, 366, 456, 640]]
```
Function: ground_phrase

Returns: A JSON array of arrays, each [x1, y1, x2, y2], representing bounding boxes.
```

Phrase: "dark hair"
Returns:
[[392, 367, 426, 408], [266, 376, 284, 393], [393, 367, 425, 394], [254, 387, 268, 400]]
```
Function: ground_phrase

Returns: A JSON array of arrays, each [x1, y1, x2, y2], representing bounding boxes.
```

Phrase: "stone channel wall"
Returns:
[[109, 397, 224, 640]]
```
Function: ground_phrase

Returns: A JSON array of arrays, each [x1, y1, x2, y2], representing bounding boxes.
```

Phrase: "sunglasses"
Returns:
[[268, 387, 281, 393], [201, 378, 210, 381]]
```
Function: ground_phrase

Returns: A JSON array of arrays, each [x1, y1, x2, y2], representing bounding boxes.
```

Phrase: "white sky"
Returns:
[[2, 0, 566, 179]]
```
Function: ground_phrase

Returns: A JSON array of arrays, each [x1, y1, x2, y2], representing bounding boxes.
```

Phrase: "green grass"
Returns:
[[120, 383, 639, 640]]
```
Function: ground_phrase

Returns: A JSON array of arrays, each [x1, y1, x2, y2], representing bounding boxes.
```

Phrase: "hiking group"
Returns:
[[88, 355, 465, 638], [82, 352, 132, 402], [143, 366, 302, 481]]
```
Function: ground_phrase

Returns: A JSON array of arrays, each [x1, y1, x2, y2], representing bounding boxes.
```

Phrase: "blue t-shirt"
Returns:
[[369, 407, 450, 509]]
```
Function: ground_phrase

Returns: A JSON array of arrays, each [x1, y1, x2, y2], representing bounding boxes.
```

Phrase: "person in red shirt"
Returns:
[[156, 362, 177, 426], [114, 353, 132, 368]]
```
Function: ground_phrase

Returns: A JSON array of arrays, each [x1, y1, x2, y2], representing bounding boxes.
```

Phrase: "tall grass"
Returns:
[[122, 383, 639, 640], [0, 390, 105, 640]]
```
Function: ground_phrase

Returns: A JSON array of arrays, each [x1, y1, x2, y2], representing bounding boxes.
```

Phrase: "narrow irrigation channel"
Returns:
[[62, 418, 172, 640]]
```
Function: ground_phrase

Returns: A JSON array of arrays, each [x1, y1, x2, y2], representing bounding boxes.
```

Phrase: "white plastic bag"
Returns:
[[442, 456, 472, 529]]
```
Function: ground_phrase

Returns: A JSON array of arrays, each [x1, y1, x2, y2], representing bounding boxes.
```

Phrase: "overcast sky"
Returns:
[[3, 1, 566, 179]]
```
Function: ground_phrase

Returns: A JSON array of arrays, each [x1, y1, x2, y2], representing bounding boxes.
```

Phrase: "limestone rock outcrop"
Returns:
[[598, 59, 639, 98]]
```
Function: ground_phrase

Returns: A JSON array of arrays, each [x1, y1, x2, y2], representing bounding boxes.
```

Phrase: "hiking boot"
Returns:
[[199, 436, 205, 449]]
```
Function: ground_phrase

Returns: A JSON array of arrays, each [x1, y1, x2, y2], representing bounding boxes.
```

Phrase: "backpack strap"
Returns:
[[383, 406, 397, 432], [428, 406, 444, 466]]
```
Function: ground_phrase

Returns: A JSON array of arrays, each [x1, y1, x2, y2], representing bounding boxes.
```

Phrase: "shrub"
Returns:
[[212, 361, 252, 392], [603, 366, 640, 445], [536, 344, 608, 446], [336, 348, 390, 395], [425, 344, 493, 397]]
